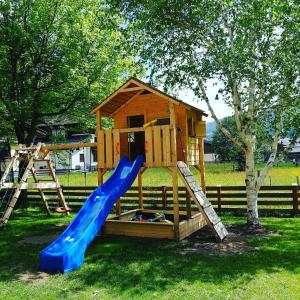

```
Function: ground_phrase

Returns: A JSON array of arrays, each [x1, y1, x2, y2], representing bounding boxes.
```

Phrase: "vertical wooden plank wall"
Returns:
[[153, 126, 162, 165], [145, 127, 153, 167], [113, 129, 120, 166]]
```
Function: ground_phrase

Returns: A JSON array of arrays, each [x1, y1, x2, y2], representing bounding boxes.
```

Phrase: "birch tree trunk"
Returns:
[[245, 147, 259, 225]]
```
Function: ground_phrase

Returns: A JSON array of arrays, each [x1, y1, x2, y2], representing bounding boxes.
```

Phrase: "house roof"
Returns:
[[280, 138, 300, 154], [91, 77, 208, 117]]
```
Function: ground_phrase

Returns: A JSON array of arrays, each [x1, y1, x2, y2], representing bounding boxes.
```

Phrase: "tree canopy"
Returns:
[[212, 117, 245, 170], [112, 0, 300, 224], [0, 0, 138, 145]]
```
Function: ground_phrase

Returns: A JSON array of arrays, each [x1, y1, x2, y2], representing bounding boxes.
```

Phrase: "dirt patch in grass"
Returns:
[[17, 272, 49, 283], [18, 234, 58, 245], [178, 224, 274, 255]]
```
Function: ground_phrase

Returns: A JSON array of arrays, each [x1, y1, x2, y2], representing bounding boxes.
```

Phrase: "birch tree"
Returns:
[[113, 0, 300, 224]]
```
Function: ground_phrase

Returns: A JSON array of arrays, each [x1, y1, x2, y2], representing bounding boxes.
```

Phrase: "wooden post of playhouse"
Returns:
[[198, 118, 206, 193], [169, 102, 180, 228], [115, 199, 121, 216], [138, 169, 143, 209], [96, 110, 104, 185], [172, 166, 180, 227]]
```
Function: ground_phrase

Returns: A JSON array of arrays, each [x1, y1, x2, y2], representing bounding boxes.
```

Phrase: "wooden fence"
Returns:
[[26, 185, 300, 216]]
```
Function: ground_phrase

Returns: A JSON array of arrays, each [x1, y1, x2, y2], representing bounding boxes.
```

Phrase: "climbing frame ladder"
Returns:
[[0, 143, 70, 226], [177, 161, 228, 241]]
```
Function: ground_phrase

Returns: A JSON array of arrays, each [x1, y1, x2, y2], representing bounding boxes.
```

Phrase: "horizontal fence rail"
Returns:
[[18, 185, 300, 216]]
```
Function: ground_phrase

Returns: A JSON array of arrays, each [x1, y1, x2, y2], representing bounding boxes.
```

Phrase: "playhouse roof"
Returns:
[[91, 77, 208, 117]]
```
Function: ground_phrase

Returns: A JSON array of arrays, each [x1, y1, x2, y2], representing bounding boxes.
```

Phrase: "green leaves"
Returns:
[[114, 0, 299, 144], [0, 0, 138, 144]]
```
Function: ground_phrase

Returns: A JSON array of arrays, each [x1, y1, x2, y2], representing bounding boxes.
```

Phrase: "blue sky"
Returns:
[[178, 81, 233, 122]]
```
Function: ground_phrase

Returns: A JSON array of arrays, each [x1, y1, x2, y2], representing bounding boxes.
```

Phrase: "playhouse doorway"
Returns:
[[127, 115, 145, 161]]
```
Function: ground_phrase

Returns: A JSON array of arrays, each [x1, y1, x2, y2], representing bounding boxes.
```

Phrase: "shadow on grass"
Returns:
[[0, 209, 300, 298]]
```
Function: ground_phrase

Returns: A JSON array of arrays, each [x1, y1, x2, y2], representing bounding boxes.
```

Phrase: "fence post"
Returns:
[[292, 184, 298, 217], [217, 185, 222, 214], [161, 185, 167, 210]]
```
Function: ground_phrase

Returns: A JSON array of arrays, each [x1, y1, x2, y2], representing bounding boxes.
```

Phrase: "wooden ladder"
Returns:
[[177, 161, 228, 241], [0, 143, 70, 226]]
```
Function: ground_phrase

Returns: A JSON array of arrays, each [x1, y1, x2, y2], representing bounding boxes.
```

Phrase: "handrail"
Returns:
[[44, 142, 97, 151]]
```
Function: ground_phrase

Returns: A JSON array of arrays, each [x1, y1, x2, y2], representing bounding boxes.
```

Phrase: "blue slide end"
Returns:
[[40, 155, 144, 273]]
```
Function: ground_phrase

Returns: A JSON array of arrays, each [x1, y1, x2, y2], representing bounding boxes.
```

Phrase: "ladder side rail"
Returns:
[[30, 167, 51, 216], [1, 144, 42, 224], [46, 160, 70, 216]]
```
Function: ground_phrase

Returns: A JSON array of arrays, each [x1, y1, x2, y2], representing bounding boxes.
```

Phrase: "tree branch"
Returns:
[[255, 127, 280, 190], [198, 80, 244, 148], [38, 90, 85, 118]]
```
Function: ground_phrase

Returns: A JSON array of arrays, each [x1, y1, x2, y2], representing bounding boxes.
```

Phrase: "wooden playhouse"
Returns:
[[91, 77, 228, 241]]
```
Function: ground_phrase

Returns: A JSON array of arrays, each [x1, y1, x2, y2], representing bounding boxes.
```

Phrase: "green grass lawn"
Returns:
[[0, 210, 300, 299], [53, 163, 300, 187]]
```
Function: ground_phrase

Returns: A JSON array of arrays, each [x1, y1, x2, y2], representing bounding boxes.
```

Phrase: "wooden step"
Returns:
[[1, 142, 70, 224], [177, 161, 228, 241], [34, 158, 51, 162]]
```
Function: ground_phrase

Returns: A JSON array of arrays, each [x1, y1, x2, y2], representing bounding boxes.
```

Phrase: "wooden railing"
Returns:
[[144, 125, 177, 167], [24, 185, 300, 216], [97, 125, 177, 168], [97, 129, 121, 169]]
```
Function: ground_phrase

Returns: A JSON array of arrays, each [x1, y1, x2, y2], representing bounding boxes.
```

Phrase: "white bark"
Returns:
[[256, 129, 280, 190], [245, 146, 259, 225]]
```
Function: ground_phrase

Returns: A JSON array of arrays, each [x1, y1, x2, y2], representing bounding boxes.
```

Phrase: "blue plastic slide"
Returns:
[[40, 155, 144, 273]]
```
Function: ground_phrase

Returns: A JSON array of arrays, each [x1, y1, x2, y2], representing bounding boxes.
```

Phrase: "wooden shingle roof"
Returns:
[[91, 77, 208, 117]]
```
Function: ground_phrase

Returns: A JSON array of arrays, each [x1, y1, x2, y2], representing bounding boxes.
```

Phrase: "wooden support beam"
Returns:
[[198, 137, 206, 193], [172, 166, 180, 227], [98, 168, 106, 186], [169, 102, 177, 164], [115, 199, 121, 216], [138, 169, 143, 209], [30, 167, 51, 216], [96, 110, 103, 185], [46, 160, 70, 216], [44, 142, 96, 151], [96, 110, 102, 131]]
